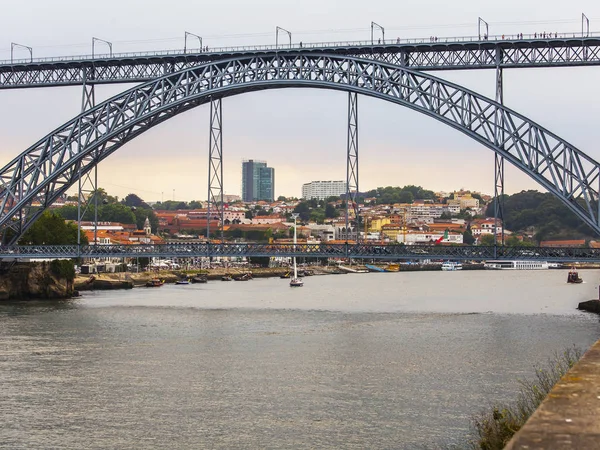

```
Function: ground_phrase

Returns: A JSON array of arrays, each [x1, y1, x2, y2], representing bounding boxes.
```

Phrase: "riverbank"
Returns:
[[73, 262, 488, 290], [0, 262, 74, 300]]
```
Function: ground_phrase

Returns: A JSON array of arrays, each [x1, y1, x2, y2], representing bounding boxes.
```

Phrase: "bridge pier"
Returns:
[[346, 91, 359, 248], [207, 96, 224, 242]]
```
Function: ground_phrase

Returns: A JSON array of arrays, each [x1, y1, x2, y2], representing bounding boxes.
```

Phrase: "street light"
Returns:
[[582, 13, 590, 38], [184, 31, 202, 53], [92, 37, 113, 58], [10, 42, 33, 63], [371, 22, 385, 45], [478, 17, 489, 40], [276, 26, 292, 48]]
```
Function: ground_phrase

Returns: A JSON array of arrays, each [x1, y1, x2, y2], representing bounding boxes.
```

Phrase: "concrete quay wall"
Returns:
[[505, 338, 600, 449]]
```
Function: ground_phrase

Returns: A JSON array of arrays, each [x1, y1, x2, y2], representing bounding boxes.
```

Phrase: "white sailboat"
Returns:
[[290, 213, 303, 287]]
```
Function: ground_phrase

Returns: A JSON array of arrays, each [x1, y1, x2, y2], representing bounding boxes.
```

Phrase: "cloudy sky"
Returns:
[[1, 0, 600, 202]]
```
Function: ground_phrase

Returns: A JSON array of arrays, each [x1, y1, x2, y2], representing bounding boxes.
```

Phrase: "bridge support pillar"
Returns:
[[494, 54, 505, 250], [207, 96, 224, 245], [77, 71, 99, 250], [346, 92, 359, 249]]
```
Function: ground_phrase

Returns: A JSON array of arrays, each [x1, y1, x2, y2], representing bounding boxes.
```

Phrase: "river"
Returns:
[[1, 269, 599, 449]]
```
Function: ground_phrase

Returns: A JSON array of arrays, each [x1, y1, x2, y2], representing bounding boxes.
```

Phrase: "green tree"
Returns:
[[293, 202, 311, 222], [325, 203, 339, 219], [245, 210, 254, 220], [480, 234, 495, 246], [277, 195, 287, 201], [19, 211, 87, 245], [123, 193, 150, 209], [463, 229, 476, 245]]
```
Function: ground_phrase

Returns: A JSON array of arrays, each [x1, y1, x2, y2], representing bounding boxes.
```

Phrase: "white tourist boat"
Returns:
[[290, 213, 303, 287], [484, 260, 550, 270], [441, 261, 463, 271]]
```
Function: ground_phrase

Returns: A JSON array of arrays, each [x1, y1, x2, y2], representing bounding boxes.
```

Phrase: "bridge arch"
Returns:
[[1, 53, 599, 242]]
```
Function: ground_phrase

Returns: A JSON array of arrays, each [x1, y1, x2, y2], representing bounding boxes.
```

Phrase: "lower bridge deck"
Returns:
[[1, 244, 599, 262]]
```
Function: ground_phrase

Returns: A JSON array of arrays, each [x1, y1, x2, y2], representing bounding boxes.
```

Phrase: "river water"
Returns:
[[1, 269, 600, 449]]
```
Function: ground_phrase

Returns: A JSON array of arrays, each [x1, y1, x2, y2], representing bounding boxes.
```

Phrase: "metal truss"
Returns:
[[77, 70, 98, 247], [493, 49, 505, 248], [345, 92, 359, 243], [2, 38, 600, 89], [207, 97, 224, 242], [2, 53, 600, 243], [1, 243, 600, 262]]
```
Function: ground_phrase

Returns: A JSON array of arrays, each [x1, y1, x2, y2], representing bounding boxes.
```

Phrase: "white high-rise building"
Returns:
[[302, 181, 347, 200]]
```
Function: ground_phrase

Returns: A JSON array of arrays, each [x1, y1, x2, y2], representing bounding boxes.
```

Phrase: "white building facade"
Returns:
[[302, 181, 347, 200]]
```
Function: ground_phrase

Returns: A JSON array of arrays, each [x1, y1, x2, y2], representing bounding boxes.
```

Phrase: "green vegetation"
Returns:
[[486, 190, 595, 242], [365, 185, 436, 204], [153, 199, 203, 210], [293, 199, 340, 223], [54, 189, 159, 232], [19, 211, 86, 245], [467, 347, 582, 450], [50, 259, 76, 281]]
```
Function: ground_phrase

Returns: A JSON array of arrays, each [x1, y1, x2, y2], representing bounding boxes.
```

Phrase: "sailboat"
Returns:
[[290, 213, 304, 287]]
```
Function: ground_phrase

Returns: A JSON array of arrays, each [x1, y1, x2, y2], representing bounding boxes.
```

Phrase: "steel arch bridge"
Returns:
[[1, 52, 600, 244]]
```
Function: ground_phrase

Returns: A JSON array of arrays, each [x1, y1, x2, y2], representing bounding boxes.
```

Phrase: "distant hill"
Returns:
[[485, 190, 597, 242]]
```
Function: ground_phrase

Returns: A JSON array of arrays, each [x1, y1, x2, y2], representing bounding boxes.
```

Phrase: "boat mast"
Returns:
[[292, 213, 299, 279]]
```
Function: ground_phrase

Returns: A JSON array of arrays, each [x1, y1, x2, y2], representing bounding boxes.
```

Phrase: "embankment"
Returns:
[[0, 262, 74, 300]]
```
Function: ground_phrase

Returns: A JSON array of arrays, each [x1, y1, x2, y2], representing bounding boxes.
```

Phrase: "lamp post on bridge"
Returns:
[[184, 31, 202, 53], [92, 37, 113, 58], [10, 43, 33, 63], [478, 17, 489, 40], [582, 13, 590, 38], [276, 26, 292, 48], [371, 22, 385, 45]]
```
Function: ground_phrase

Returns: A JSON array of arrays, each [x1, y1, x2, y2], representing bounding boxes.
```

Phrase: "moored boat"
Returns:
[[365, 264, 385, 272], [175, 279, 190, 285], [385, 264, 400, 272], [234, 273, 252, 281], [484, 260, 550, 270], [146, 278, 164, 287], [441, 261, 463, 271], [221, 275, 233, 281], [191, 275, 208, 284]]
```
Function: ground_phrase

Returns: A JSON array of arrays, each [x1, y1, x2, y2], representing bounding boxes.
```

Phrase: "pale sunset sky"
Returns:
[[1, 0, 600, 201]]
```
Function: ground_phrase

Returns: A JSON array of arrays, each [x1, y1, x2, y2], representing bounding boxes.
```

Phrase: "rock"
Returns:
[[578, 299, 600, 314]]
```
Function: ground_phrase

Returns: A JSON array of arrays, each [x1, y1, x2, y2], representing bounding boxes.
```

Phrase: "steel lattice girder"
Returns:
[[1, 53, 600, 243], [1, 39, 600, 89], [0, 243, 600, 262]]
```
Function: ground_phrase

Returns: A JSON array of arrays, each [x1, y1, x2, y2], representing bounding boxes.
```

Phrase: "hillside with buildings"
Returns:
[[35, 183, 599, 249]]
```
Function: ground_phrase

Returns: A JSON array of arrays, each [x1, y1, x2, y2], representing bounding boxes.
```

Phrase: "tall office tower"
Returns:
[[242, 160, 275, 202]]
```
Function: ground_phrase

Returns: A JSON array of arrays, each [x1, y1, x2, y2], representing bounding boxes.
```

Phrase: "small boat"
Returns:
[[366, 264, 385, 272], [441, 261, 463, 271], [567, 268, 583, 284], [234, 273, 252, 281], [385, 264, 400, 272], [280, 271, 291, 279], [289, 214, 303, 287], [145, 278, 164, 287], [221, 274, 233, 281], [191, 275, 208, 284], [175, 279, 190, 285]]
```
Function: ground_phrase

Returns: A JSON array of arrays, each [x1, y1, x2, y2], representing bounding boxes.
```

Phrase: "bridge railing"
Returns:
[[1, 243, 600, 261], [2, 31, 599, 65]]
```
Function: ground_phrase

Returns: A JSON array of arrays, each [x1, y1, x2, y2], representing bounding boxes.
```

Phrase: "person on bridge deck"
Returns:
[[396, 37, 400, 44], [378, 38, 381, 44], [299, 42, 302, 48]]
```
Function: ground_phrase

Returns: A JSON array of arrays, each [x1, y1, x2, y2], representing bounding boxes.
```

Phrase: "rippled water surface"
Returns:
[[1, 270, 599, 449]]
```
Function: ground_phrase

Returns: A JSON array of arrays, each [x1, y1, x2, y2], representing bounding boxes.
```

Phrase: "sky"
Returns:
[[1, 0, 600, 202]]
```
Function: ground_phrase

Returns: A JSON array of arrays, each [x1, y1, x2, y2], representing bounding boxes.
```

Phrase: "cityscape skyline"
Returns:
[[1, 1, 600, 202]]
